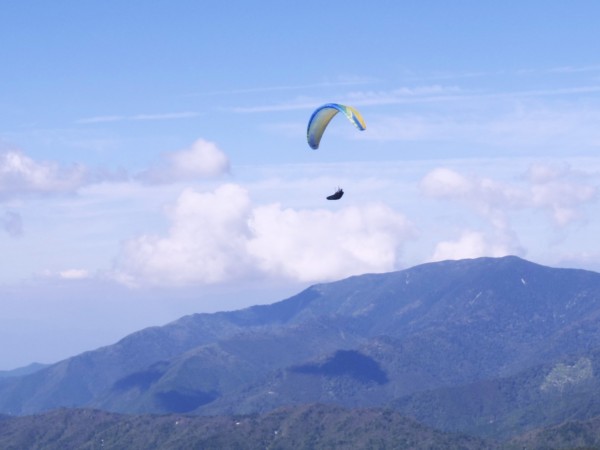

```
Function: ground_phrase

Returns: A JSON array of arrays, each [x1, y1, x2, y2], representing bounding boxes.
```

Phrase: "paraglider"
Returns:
[[306, 103, 365, 200], [306, 103, 366, 150], [327, 187, 344, 200]]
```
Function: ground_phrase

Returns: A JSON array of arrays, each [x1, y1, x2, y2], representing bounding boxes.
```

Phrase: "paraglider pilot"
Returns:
[[327, 187, 344, 200]]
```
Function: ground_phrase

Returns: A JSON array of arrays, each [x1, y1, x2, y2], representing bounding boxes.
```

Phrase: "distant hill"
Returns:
[[0, 363, 47, 379], [0, 404, 493, 450], [3, 256, 600, 439]]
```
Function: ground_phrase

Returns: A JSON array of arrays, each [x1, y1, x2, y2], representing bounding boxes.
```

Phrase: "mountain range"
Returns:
[[2, 256, 600, 441]]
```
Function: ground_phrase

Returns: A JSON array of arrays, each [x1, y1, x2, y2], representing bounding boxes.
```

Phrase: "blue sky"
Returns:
[[2, 1, 600, 369]]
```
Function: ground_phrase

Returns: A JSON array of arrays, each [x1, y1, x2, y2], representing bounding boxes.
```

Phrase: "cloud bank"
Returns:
[[115, 184, 413, 286], [421, 163, 598, 261]]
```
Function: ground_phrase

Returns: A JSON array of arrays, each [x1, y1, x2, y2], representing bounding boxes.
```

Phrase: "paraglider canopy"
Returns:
[[326, 187, 344, 200], [306, 103, 366, 150]]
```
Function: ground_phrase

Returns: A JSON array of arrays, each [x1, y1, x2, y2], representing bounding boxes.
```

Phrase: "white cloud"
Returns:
[[421, 167, 521, 234], [431, 230, 518, 262], [421, 162, 598, 262], [0, 150, 87, 199], [421, 163, 597, 228], [115, 184, 413, 286], [246, 202, 412, 282], [36, 268, 91, 280], [420, 167, 473, 198], [58, 269, 90, 280], [139, 139, 230, 184], [527, 163, 597, 226], [116, 184, 254, 286]]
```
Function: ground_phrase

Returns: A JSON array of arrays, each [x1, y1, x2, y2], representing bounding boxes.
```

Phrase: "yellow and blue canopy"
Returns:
[[306, 103, 366, 150]]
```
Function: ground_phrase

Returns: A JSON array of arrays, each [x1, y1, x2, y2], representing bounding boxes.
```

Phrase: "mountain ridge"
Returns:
[[2, 255, 600, 439]]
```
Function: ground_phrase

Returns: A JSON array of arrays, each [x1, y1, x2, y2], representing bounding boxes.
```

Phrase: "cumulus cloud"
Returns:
[[0, 150, 87, 199], [431, 230, 520, 262], [421, 163, 597, 228], [421, 162, 597, 261], [420, 167, 474, 198], [139, 139, 230, 184], [527, 162, 597, 226], [115, 184, 413, 286], [246, 202, 412, 282], [116, 184, 253, 286]]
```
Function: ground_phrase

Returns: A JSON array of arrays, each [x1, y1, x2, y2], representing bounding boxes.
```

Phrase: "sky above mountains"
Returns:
[[2, 1, 600, 368]]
